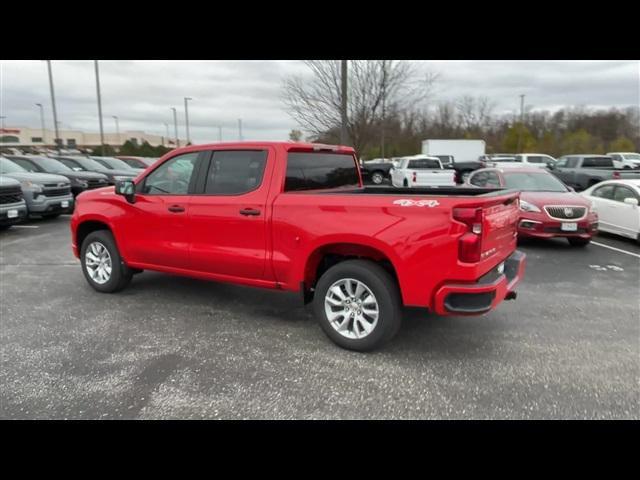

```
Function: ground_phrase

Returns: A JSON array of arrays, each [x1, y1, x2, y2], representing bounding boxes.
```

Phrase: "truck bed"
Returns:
[[317, 186, 510, 196]]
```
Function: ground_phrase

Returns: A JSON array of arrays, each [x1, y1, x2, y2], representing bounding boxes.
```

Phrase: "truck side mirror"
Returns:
[[115, 179, 136, 204]]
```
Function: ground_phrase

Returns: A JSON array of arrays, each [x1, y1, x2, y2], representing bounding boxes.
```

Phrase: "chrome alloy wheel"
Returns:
[[324, 278, 379, 339], [85, 241, 112, 285]]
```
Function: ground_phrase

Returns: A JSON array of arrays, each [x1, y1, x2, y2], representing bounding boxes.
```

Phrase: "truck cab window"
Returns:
[[204, 150, 267, 195], [142, 152, 199, 195], [285, 152, 359, 191]]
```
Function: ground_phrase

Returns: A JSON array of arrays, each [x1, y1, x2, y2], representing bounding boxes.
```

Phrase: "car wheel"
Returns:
[[313, 259, 402, 351], [403, 179, 409, 188], [81, 230, 133, 293], [371, 172, 384, 184], [568, 237, 591, 247]]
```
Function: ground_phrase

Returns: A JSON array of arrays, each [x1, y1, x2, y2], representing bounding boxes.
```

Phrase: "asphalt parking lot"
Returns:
[[1, 215, 638, 419]]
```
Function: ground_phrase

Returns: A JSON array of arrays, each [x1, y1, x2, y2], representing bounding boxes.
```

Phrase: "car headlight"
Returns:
[[20, 180, 43, 192], [588, 201, 597, 214], [519, 199, 541, 213]]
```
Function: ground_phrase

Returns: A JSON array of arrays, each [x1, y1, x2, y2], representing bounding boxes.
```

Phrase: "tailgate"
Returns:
[[415, 170, 456, 186], [480, 195, 520, 261]]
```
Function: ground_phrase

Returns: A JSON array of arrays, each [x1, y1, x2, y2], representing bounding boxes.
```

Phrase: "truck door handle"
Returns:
[[239, 208, 261, 216], [168, 205, 185, 213]]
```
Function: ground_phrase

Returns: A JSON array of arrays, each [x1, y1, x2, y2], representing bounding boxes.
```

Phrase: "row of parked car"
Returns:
[[0, 154, 158, 230]]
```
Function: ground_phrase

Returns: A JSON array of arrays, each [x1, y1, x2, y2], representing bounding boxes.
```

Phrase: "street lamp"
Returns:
[[94, 60, 105, 153], [164, 122, 169, 147], [35, 104, 46, 146], [46, 60, 61, 153], [171, 107, 179, 148], [184, 97, 192, 145], [218, 125, 222, 142]]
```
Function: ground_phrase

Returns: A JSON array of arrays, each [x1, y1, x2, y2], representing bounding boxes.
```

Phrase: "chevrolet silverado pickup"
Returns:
[[70, 142, 526, 351], [549, 155, 640, 191]]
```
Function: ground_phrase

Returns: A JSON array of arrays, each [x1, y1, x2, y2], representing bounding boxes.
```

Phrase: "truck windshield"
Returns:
[[33, 156, 73, 172], [408, 159, 440, 169], [0, 157, 28, 173], [503, 172, 568, 192], [93, 157, 136, 170], [623, 154, 640, 160], [285, 152, 359, 191]]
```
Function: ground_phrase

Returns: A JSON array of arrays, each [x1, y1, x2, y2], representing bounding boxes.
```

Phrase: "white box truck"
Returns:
[[421, 139, 486, 182]]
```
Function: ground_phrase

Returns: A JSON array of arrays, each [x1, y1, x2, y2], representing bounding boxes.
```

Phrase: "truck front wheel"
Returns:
[[81, 230, 133, 293], [313, 259, 402, 351]]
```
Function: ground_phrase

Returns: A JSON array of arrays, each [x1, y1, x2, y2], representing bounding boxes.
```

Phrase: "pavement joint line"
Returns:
[[591, 241, 640, 259]]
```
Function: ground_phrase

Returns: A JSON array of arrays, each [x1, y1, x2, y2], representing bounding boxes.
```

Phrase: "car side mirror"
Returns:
[[115, 180, 136, 204], [547, 163, 555, 170], [567, 186, 575, 192], [624, 197, 639, 207]]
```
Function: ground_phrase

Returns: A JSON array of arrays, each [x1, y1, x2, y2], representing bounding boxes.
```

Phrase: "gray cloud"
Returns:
[[1, 60, 638, 143]]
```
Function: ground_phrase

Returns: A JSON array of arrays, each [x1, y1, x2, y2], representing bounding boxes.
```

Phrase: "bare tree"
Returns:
[[282, 60, 438, 153]]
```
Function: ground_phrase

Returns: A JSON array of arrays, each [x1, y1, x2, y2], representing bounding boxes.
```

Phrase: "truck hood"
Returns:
[[0, 171, 71, 185], [0, 175, 21, 188], [521, 191, 591, 207], [60, 171, 110, 181]]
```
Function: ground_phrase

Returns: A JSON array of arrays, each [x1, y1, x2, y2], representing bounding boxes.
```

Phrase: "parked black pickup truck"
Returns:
[[359, 160, 394, 185], [549, 155, 640, 191]]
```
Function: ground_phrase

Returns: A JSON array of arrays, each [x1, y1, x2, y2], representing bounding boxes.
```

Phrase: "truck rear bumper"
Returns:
[[433, 250, 526, 315]]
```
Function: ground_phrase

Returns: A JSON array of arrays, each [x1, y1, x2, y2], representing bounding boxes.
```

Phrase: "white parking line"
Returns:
[[9, 225, 39, 229], [591, 241, 640, 259]]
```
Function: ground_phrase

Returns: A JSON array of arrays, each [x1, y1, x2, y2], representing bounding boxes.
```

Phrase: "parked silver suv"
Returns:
[[0, 175, 28, 229], [0, 156, 74, 218]]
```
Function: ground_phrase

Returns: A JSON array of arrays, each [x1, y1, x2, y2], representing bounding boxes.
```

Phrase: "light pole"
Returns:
[[238, 119, 243, 141], [94, 60, 105, 154], [0, 116, 5, 130], [46, 60, 61, 153], [35, 104, 46, 145], [171, 107, 179, 147], [517, 94, 525, 153], [184, 97, 192, 145], [218, 126, 222, 142], [341, 59, 348, 145], [164, 122, 169, 147], [112, 115, 120, 146]]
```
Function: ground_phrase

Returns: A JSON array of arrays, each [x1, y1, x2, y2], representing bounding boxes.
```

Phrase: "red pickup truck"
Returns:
[[70, 142, 526, 351]]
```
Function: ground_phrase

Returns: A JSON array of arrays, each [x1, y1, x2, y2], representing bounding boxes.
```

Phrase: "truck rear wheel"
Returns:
[[81, 230, 132, 293], [371, 171, 384, 184], [313, 259, 402, 351]]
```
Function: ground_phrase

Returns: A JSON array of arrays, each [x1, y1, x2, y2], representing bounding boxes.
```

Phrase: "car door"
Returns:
[[553, 157, 574, 186], [610, 185, 640, 238], [187, 148, 273, 280], [119, 151, 202, 269], [588, 184, 617, 233]]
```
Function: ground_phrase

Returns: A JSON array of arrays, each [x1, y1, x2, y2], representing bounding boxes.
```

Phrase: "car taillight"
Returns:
[[453, 207, 483, 263], [412, 172, 417, 183], [613, 171, 621, 179]]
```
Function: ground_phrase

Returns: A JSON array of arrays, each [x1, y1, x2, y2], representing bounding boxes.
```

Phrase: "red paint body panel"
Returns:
[[71, 141, 526, 312]]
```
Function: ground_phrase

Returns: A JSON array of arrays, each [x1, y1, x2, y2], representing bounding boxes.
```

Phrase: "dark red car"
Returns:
[[467, 167, 598, 246]]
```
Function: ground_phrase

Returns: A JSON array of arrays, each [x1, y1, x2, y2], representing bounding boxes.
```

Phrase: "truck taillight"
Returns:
[[453, 207, 483, 263], [412, 172, 417, 183]]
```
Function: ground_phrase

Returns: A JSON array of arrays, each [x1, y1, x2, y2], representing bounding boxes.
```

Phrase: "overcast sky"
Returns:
[[1, 60, 638, 143]]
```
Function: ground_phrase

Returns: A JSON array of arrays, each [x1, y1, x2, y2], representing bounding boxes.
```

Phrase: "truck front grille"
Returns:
[[87, 179, 108, 189], [0, 188, 23, 204], [544, 205, 587, 220], [43, 186, 71, 197]]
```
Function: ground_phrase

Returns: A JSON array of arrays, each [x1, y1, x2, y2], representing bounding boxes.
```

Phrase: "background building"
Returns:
[[0, 126, 187, 150]]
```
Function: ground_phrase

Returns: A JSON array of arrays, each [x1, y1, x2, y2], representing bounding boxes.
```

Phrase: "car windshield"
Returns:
[[503, 172, 568, 192], [77, 157, 110, 171], [33, 156, 73, 172], [94, 157, 135, 170], [0, 157, 28, 173]]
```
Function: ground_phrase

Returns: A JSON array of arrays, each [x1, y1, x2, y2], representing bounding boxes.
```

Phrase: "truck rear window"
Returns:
[[408, 159, 440, 169], [285, 152, 359, 191], [582, 157, 614, 167]]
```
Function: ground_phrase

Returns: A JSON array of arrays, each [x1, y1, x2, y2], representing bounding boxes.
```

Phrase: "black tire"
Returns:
[[313, 259, 402, 352], [41, 213, 61, 219], [80, 230, 133, 293], [568, 237, 591, 247], [403, 179, 409, 188], [371, 171, 384, 185]]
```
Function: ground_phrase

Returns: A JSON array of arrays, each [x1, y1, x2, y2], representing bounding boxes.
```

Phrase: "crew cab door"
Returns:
[[121, 151, 203, 269], [188, 148, 273, 280], [552, 157, 575, 186]]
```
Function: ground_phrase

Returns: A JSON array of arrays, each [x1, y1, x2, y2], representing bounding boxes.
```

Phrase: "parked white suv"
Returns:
[[607, 152, 640, 169], [485, 153, 555, 169]]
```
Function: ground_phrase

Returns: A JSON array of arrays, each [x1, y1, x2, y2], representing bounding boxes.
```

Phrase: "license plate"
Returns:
[[561, 222, 578, 232], [61, 201, 69, 208], [7, 209, 18, 218]]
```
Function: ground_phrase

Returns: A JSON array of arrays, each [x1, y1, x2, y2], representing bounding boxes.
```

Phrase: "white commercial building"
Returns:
[[0, 126, 187, 149]]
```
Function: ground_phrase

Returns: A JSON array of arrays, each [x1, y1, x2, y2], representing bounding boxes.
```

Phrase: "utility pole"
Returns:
[[516, 94, 525, 153], [381, 61, 387, 159], [164, 122, 169, 146], [112, 116, 120, 146], [35, 104, 46, 146], [94, 60, 105, 153], [184, 97, 192, 144], [238, 119, 243, 141], [46, 60, 61, 153], [171, 108, 179, 147], [218, 126, 222, 142], [340, 60, 348, 145]]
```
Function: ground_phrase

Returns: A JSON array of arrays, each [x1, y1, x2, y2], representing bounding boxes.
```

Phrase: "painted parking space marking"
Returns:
[[591, 241, 640, 259], [9, 225, 39, 229]]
